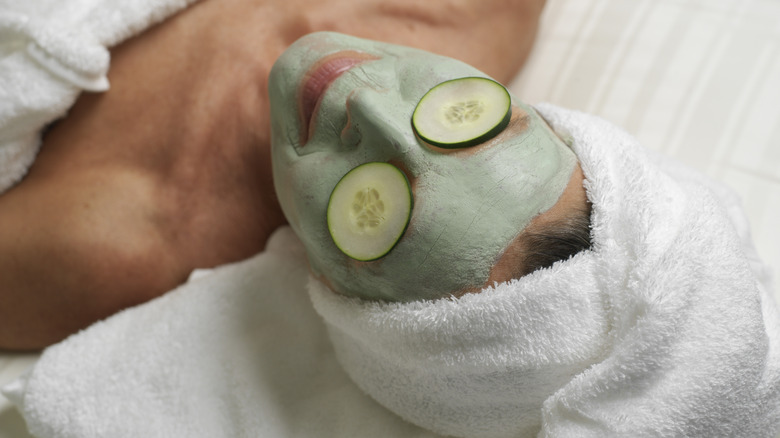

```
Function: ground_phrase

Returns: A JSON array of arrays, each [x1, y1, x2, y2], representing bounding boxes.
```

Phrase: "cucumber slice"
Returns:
[[412, 77, 512, 149], [327, 162, 413, 261]]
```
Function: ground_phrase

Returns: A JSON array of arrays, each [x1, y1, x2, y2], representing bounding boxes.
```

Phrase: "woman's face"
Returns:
[[270, 32, 576, 301]]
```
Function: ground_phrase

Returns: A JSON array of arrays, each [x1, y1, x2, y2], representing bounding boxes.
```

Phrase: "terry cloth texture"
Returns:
[[0, 0, 196, 194], [310, 103, 780, 438], [2, 227, 441, 438], [3, 105, 779, 438]]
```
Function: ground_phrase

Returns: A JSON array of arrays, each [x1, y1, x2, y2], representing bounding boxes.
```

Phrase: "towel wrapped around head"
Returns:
[[309, 103, 780, 438]]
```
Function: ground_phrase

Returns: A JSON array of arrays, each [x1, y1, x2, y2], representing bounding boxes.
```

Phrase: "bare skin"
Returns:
[[0, 0, 546, 349]]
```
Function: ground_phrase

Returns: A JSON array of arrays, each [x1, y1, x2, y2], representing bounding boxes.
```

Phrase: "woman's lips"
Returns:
[[299, 51, 377, 143]]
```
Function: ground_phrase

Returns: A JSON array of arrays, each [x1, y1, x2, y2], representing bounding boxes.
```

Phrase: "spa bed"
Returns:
[[1, 0, 779, 436]]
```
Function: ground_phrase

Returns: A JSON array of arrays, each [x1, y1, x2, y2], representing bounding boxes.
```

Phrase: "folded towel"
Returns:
[[2, 227, 440, 438], [0, 0, 195, 194], [311, 103, 780, 438], [4, 104, 778, 438]]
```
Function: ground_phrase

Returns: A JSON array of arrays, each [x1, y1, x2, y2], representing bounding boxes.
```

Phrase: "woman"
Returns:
[[4, 27, 779, 438], [0, 0, 546, 349]]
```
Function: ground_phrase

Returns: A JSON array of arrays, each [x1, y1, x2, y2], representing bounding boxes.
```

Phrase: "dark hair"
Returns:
[[516, 202, 593, 277]]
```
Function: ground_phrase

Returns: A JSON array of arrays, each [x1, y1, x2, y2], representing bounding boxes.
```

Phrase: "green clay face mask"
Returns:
[[269, 32, 577, 302]]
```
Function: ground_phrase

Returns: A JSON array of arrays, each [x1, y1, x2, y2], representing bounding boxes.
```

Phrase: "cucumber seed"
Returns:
[[445, 100, 485, 125], [352, 188, 385, 229]]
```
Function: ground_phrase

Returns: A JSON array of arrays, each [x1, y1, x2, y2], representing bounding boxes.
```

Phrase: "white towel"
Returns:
[[4, 104, 779, 438], [0, 0, 195, 194], [311, 103, 780, 437], [2, 227, 441, 438]]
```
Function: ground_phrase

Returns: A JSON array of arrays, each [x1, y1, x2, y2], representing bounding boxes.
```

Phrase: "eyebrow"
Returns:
[[487, 109, 531, 142], [505, 114, 528, 132]]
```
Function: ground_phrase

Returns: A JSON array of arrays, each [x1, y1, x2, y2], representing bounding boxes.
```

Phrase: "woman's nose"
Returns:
[[341, 88, 416, 158]]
